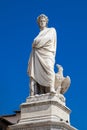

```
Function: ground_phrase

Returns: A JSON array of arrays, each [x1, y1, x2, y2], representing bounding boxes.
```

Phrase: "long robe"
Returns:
[[27, 27, 57, 87]]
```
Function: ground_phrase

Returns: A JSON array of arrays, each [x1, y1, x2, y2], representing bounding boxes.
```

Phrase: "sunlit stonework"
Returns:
[[9, 14, 77, 130]]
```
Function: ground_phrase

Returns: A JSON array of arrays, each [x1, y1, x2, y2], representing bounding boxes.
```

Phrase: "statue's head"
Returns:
[[37, 14, 49, 29]]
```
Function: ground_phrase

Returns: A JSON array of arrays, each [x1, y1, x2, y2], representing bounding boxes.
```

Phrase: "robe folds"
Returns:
[[27, 27, 57, 87]]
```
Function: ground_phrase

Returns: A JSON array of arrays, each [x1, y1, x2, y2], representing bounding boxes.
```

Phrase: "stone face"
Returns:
[[9, 94, 77, 130]]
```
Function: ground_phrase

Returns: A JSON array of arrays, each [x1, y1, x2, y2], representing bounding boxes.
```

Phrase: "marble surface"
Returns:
[[9, 93, 77, 130]]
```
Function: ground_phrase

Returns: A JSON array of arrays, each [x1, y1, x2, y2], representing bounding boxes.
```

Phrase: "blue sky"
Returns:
[[0, 0, 87, 129]]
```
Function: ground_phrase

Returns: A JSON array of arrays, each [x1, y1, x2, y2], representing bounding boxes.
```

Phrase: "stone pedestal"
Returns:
[[9, 93, 77, 130]]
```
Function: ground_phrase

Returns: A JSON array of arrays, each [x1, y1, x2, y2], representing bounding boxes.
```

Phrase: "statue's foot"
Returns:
[[30, 95, 34, 98], [30, 92, 34, 97], [50, 88, 56, 94]]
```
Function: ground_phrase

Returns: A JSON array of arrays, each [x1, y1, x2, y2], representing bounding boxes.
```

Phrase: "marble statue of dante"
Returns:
[[27, 14, 57, 96]]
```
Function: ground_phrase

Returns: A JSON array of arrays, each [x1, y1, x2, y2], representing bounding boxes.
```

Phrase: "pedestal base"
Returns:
[[9, 93, 77, 130]]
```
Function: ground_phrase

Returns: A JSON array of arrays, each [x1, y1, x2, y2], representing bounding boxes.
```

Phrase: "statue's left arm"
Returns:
[[33, 28, 57, 49]]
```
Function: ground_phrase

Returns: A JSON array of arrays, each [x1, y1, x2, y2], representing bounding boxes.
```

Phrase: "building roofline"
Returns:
[[0, 117, 13, 125], [0, 110, 20, 117], [14, 110, 20, 113]]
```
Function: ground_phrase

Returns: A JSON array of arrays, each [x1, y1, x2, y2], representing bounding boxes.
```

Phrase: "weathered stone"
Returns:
[[9, 94, 77, 130]]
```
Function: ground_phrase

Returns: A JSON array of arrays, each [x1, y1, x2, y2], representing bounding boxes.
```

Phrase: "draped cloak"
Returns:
[[27, 27, 57, 87]]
